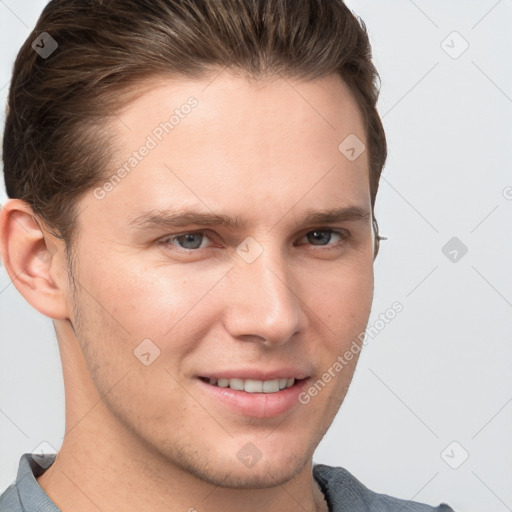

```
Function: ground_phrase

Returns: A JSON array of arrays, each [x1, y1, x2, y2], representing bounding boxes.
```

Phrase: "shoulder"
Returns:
[[313, 463, 455, 512], [0, 482, 23, 512], [0, 453, 59, 512]]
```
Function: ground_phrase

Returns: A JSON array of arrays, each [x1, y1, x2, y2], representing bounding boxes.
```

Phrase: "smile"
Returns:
[[200, 377, 296, 393], [196, 374, 309, 418]]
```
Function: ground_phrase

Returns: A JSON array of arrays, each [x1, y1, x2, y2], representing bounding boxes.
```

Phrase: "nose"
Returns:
[[221, 246, 308, 346]]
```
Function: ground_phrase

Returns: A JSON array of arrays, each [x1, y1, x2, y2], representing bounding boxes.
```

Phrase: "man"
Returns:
[[0, 0, 454, 510]]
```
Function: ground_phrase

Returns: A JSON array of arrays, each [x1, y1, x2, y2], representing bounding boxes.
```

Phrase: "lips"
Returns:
[[199, 377, 296, 393], [198, 368, 310, 382], [195, 369, 311, 418]]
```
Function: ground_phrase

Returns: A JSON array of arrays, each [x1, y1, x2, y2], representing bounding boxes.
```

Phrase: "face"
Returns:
[[65, 71, 374, 488]]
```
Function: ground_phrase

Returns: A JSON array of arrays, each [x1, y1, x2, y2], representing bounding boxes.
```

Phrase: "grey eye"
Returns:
[[306, 230, 334, 246], [175, 233, 205, 249]]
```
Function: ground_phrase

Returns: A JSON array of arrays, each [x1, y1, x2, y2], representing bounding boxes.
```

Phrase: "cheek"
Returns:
[[303, 258, 374, 332], [82, 251, 201, 323]]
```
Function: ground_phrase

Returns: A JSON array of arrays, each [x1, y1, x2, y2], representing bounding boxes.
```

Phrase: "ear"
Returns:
[[372, 216, 379, 260], [0, 199, 70, 320]]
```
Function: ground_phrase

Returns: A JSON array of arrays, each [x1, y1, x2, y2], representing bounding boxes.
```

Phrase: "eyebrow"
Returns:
[[128, 205, 371, 231]]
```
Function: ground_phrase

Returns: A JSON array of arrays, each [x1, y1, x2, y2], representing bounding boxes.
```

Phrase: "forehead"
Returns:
[[115, 71, 366, 147], [82, 71, 370, 232]]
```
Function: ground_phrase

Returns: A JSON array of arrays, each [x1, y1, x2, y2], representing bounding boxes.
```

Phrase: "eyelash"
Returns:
[[157, 228, 350, 252]]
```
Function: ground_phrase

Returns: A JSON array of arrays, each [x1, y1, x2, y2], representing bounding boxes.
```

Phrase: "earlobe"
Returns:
[[0, 198, 70, 320]]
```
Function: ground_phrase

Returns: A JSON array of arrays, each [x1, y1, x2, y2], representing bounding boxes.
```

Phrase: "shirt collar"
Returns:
[[16, 453, 60, 511]]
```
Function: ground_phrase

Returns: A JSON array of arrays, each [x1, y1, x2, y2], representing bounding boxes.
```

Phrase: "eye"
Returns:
[[296, 229, 349, 247], [158, 232, 213, 250], [157, 228, 350, 253]]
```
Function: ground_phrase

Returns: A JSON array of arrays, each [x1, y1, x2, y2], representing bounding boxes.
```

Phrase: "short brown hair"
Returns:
[[3, 0, 386, 253]]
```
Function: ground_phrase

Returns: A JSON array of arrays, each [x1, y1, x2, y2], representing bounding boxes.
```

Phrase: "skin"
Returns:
[[0, 70, 375, 512]]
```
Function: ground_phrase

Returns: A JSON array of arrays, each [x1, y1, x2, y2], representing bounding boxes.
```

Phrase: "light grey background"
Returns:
[[1, 1, 511, 511]]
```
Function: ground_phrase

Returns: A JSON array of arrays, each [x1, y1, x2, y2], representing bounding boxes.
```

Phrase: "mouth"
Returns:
[[198, 376, 299, 393], [196, 374, 310, 418]]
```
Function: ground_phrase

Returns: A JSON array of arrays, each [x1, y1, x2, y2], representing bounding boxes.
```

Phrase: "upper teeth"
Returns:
[[209, 377, 295, 393]]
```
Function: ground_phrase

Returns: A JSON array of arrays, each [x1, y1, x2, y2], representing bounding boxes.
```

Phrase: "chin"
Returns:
[[172, 444, 311, 490], [209, 460, 307, 489]]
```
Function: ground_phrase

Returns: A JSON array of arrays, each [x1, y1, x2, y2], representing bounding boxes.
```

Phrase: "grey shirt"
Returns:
[[1, 454, 454, 511]]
